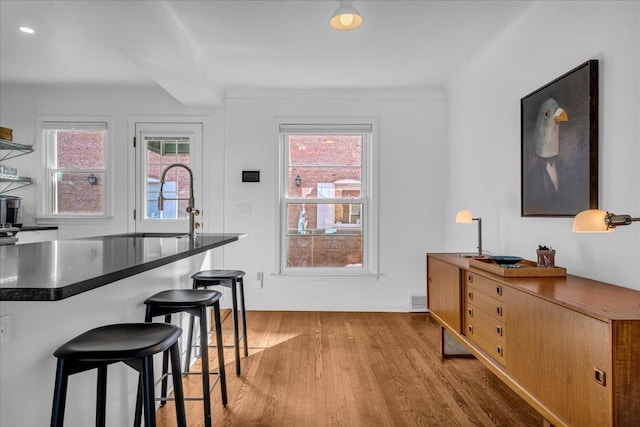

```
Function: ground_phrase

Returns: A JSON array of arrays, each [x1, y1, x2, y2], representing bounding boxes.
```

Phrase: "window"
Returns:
[[144, 136, 192, 220], [280, 123, 376, 275], [42, 121, 109, 217]]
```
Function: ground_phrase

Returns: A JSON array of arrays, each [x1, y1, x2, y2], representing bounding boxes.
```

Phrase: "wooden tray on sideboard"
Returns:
[[469, 258, 566, 277]]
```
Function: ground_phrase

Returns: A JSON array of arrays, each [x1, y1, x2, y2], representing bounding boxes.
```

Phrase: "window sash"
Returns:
[[41, 120, 110, 218], [280, 127, 371, 274]]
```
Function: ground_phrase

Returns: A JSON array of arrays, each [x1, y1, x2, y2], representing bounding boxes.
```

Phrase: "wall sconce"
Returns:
[[572, 209, 640, 233], [87, 173, 98, 186], [329, 0, 363, 31], [295, 175, 302, 187], [455, 209, 483, 257]]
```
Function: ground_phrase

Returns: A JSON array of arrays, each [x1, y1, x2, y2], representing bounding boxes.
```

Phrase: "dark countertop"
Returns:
[[17, 225, 59, 231], [0, 233, 245, 301]]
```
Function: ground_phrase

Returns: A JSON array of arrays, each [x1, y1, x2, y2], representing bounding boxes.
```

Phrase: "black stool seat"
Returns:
[[51, 323, 186, 427], [189, 269, 248, 376], [191, 269, 245, 285], [53, 323, 182, 360], [136, 288, 227, 427], [144, 289, 221, 311]]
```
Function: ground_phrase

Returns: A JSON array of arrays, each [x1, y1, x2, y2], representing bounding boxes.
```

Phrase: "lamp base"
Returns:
[[459, 253, 487, 259]]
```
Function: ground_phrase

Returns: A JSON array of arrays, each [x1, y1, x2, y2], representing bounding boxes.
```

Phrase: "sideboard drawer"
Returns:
[[466, 283, 505, 321], [465, 302, 506, 366], [465, 272, 505, 301]]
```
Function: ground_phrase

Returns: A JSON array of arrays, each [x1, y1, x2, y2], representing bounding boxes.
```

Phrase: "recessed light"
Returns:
[[18, 26, 35, 34]]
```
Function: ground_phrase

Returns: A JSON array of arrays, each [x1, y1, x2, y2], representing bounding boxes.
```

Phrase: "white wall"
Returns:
[[446, 1, 640, 290], [0, 84, 220, 239], [221, 89, 447, 311], [1, 85, 448, 311]]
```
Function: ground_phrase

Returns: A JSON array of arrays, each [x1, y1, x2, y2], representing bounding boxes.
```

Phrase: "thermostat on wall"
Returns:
[[242, 170, 260, 182]]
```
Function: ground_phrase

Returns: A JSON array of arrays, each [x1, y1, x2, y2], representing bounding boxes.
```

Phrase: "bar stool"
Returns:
[[186, 270, 248, 376], [135, 289, 227, 427], [50, 323, 186, 427]]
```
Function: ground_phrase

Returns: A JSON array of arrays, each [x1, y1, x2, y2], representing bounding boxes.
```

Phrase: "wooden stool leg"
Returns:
[[160, 314, 172, 404], [213, 300, 228, 406], [239, 278, 249, 357], [96, 366, 107, 427], [169, 341, 187, 427], [231, 281, 241, 375], [50, 359, 69, 427], [199, 306, 213, 427], [184, 313, 196, 373], [141, 356, 156, 427], [133, 375, 143, 427]]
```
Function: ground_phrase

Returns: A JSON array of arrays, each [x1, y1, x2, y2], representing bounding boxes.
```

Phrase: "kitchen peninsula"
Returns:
[[0, 232, 246, 427]]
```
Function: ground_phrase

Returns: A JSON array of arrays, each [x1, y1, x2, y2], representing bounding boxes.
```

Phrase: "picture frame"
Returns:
[[521, 60, 598, 217]]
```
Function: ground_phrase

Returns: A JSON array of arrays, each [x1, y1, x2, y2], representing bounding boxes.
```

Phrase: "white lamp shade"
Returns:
[[455, 210, 473, 224], [330, 1, 363, 30], [572, 209, 614, 233]]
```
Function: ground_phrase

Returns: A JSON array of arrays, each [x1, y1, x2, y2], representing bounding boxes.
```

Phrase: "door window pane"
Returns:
[[145, 137, 191, 219]]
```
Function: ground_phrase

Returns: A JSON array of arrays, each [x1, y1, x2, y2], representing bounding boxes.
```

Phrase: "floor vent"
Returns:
[[409, 294, 427, 312]]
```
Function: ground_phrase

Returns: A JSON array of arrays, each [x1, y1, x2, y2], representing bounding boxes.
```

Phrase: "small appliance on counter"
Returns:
[[0, 195, 21, 226], [0, 225, 19, 245]]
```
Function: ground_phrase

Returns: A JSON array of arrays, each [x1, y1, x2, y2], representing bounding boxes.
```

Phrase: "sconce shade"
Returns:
[[295, 175, 302, 187], [455, 209, 473, 224], [572, 209, 612, 233], [330, 1, 363, 30], [573, 209, 639, 233], [87, 173, 98, 186]]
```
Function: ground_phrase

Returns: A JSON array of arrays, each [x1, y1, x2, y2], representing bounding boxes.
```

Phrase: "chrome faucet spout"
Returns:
[[157, 163, 198, 236]]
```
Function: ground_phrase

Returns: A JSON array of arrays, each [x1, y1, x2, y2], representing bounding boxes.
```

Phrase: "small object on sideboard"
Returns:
[[536, 247, 556, 268], [469, 258, 566, 277], [0, 127, 13, 141]]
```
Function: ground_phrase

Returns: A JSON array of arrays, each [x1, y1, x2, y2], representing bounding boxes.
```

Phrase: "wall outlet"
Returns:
[[0, 314, 12, 344]]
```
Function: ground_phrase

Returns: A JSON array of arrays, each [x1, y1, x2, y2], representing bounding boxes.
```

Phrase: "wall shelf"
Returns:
[[0, 138, 35, 193], [0, 175, 34, 193]]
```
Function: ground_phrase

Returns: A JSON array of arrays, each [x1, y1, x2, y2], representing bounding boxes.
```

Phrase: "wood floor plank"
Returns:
[[155, 311, 543, 426]]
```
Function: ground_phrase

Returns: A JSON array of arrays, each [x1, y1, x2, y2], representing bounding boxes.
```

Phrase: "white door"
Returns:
[[134, 122, 203, 233]]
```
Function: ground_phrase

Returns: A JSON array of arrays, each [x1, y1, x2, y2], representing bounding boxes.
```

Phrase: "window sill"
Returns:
[[273, 272, 382, 280], [36, 216, 115, 225]]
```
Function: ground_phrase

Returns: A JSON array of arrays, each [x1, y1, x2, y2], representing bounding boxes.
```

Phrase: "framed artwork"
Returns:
[[521, 60, 598, 217]]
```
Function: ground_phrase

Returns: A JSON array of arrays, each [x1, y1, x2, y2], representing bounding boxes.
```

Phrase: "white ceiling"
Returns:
[[0, 0, 534, 106]]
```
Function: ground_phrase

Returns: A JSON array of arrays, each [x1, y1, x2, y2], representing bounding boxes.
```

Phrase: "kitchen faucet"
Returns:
[[157, 163, 199, 236]]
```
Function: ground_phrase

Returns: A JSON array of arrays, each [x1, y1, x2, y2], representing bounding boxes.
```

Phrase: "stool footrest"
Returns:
[[156, 371, 223, 399]]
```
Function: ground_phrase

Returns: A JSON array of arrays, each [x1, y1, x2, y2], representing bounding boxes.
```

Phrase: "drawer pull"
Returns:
[[468, 274, 474, 283], [468, 325, 473, 334], [496, 326, 503, 336], [496, 285, 502, 296], [468, 291, 474, 300], [496, 306, 503, 316], [468, 308, 473, 317], [594, 368, 606, 386], [497, 345, 503, 356]]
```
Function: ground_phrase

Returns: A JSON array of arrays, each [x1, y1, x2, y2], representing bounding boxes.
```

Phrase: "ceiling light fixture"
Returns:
[[330, 1, 363, 31], [572, 209, 640, 233], [18, 26, 35, 34]]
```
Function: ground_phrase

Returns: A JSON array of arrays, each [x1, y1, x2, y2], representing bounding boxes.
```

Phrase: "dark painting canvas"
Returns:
[[521, 60, 598, 217]]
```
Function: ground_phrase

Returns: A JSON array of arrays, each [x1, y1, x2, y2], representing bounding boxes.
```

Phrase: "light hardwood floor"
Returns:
[[156, 311, 543, 426]]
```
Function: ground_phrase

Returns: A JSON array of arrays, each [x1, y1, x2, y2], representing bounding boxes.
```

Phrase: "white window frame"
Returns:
[[277, 120, 379, 276], [38, 117, 113, 220]]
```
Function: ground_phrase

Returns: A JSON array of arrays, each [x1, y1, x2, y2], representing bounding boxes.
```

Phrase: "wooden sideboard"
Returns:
[[426, 253, 640, 427]]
